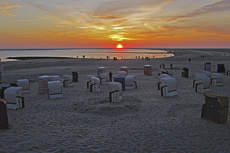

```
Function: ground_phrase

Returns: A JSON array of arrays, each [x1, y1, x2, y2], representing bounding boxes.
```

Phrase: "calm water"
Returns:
[[0, 48, 174, 61]]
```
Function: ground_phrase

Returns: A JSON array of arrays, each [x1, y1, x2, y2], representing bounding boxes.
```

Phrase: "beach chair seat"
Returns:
[[4, 87, 24, 110], [125, 75, 137, 89], [160, 77, 177, 97], [157, 74, 171, 90], [100, 73, 110, 85], [90, 77, 100, 93], [63, 75, 73, 87], [201, 92, 229, 123], [118, 71, 127, 77], [193, 73, 211, 93], [48, 81, 62, 99], [108, 82, 122, 102], [17, 79, 30, 93]]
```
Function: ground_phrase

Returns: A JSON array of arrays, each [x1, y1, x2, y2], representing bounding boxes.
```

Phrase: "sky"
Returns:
[[0, 0, 230, 49]]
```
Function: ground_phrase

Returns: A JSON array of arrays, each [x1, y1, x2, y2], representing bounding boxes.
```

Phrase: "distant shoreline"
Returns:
[[6, 56, 76, 60]]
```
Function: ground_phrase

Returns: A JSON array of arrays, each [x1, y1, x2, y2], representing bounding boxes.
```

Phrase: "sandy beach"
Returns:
[[1, 49, 230, 153]]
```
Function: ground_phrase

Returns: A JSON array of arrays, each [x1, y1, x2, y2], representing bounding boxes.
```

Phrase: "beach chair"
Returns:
[[160, 77, 177, 97], [90, 77, 100, 93], [118, 71, 127, 77], [144, 65, 152, 76], [72, 71, 78, 82], [201, 92, 229, 123], [108, 82, 122, 102], [211, 73, 223, 86], [157, 74, 171, 90], [4, 87, 24, 110], [120, 66, 128, 75], [182, 67, 189, 78], [204, 62, 211, 72], [63, 75, 73, 87], [193, 73, 211, 93], [48, 81, 62, 99], [100, 73, 110, 85], [86, 75, 94, 89], [125, 75, 137, 89], [203, 71, 223, 86], [97, 67, 105, 78], [17, 79, 30, 93], [113, 77, 125, 91], [226, 66, 230, 75], [38, 76, 53, 94], [217, 64, 225, 73]]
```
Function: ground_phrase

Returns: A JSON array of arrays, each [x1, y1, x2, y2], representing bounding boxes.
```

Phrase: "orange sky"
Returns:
[[0, 0, 230, 48]]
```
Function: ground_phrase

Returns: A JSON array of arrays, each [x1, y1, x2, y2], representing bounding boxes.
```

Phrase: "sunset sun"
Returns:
[[116, 44, 123, 49]]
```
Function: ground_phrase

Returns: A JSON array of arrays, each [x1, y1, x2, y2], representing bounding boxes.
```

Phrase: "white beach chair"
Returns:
[[87, 75, 94, 89], [193, 73, 211, 93], [125, 75, 137, 89], [90, 77, 100, 92], [160, 77, 178, 97], [118, 71, 127, 77], [4, 87, 24, 110], [48, 81, 62, 99], [100, 73, 110, 85], [17, 79, 30, 93], [211, 73, 223, 86], [108, 82, 122, 102], [203, 71, 223, 86], [63, 75, 73, 87], [97, 67, 105, 78], [157, 74, 171, 90]]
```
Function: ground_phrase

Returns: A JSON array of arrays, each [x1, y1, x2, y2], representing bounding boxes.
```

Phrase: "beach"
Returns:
[[0, 49, 230, 153]]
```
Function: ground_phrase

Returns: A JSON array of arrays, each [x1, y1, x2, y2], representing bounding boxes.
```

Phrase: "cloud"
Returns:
[[0, 1, 22, 17], [169, 0, 230, 20]]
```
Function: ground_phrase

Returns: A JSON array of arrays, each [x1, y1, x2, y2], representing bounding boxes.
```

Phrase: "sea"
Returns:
[[0, 48, 174, 62]]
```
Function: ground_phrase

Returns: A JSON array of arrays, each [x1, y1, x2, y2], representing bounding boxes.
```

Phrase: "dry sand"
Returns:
[[0, 49, 230, 153]]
